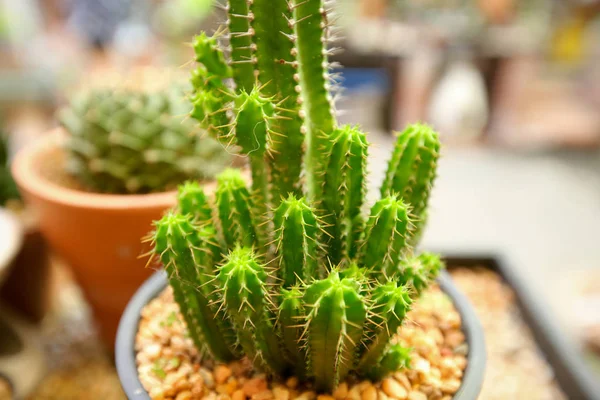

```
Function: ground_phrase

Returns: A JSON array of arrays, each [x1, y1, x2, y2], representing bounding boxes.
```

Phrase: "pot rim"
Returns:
[[116, 270, 486, 399], [11, 129, 178, 211]]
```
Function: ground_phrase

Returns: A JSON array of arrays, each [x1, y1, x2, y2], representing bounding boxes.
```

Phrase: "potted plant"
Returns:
[[11, 74, 233, 347], [117, 0, 486, 399]]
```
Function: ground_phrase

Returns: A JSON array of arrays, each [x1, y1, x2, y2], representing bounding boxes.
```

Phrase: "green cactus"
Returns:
[[304, 271, 367, 391], [381, 124, 440, 242], [150, 0, 446, 392], [60, 86, 231, 194]]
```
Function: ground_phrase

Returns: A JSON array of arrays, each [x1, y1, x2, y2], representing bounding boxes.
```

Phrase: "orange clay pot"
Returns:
[[11, 129, 217, 349]]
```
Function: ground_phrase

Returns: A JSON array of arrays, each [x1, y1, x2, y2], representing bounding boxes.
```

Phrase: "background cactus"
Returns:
[[59, 85, 232, 194], [149, 0, 445, 393]]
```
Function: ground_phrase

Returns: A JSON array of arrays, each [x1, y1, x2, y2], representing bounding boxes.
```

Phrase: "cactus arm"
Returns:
[[227, 0, 256, 92], [304, 272, 367, 392], [177, 181, 213, 224], [233, 89, 274, 239], [364, 344, 411, 381], [214, 169, 261, 250], [192, 33, 231, 79], [321, 126, 368, 264], [380, 124, 440, 242], [190, 89, 234, 145], [292, 0, 336, 200], [152, 212, 236, 362], [273, 195, 320, 287], [396, 252, 445, 297], [358, 196, 411, 278], [357, 282, 412, 373], [279, 288, 308, 377], [250, 0, 304, 202], [218, 247, 288, 375]]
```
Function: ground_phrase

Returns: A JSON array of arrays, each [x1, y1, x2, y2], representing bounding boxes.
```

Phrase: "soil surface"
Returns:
[[135, 285, 467, 400]]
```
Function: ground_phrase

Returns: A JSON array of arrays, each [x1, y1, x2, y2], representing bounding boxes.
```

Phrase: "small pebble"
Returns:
[[286, 377, 299, 390], [214, 365, 233, 384], [233, 390, 246, 400], [381, 378, 407, 399], [243, 378, 268, 397], [407, 392, 426, 400], [361, 385, 377, 400], [333, 382, 348, 399]]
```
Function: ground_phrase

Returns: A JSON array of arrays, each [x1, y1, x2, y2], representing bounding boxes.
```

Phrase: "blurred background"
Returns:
[[0, 0, 599, 399]]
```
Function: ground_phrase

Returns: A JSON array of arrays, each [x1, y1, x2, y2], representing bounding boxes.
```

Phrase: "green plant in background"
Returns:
[[59, 86, 232, 194], [150, 0, 443, 392], [0, 132, 20, 206]]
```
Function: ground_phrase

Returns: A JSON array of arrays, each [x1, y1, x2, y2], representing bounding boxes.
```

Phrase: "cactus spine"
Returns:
[[152, 0, 446, 392]]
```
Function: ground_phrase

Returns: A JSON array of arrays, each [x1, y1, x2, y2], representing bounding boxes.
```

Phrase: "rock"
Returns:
[[440, 379, 460, 395], [381, 378, 407, 399], [407, 391, 426, 400], [243, 378, 268, 397], [317, 395, 335, 400], [347, 386, 362, 400], [333, 382, 348, 399], [296, 391, 316, 400], [361, 385, 377, 400], [444, 330, 465, 349], [273, 386, 290, 400], [214, 365, 233, 384], [199, 368, 215, 389], [392, 373, 410, 391], [286, 377, 299, 389], [377, 390, 389, 400], [253, 390, 275, 400], [175, 391, 193, 400], [232, 389, 246, 400], [146, 343, 162, 359]]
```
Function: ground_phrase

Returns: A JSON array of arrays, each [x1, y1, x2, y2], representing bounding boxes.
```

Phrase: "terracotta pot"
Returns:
[[11, 129, 217, 348]]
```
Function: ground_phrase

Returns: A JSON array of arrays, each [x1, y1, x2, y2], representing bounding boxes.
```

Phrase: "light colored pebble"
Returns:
[[333, 382, 348, 399], [392, 373, 410, 391], [273, 386, 290, 400], [214, 365, 233, 384], [361, 385, 377, 400], [347, 386, 362, 400], [243, 378, 268, 397], [146, 343, 162, 359], [407, 391, 426, 400], [376, 390, 388, 400], [317, 395, 335, 400], [176, 390, 193, 400], [200, 368, 215, 389], [253, 390, 275, 400], [440, 379, 460, 395], [381, 378, 407, 399], [296, 391, 316, 400], [286, 377, 299, 389], [232, 389, 246, 400]]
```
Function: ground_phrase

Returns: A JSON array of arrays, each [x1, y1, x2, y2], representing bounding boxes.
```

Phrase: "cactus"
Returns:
[[381, 124, 440, 242], [150, 0, 446, 392], [60, 86, 232, 194]]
